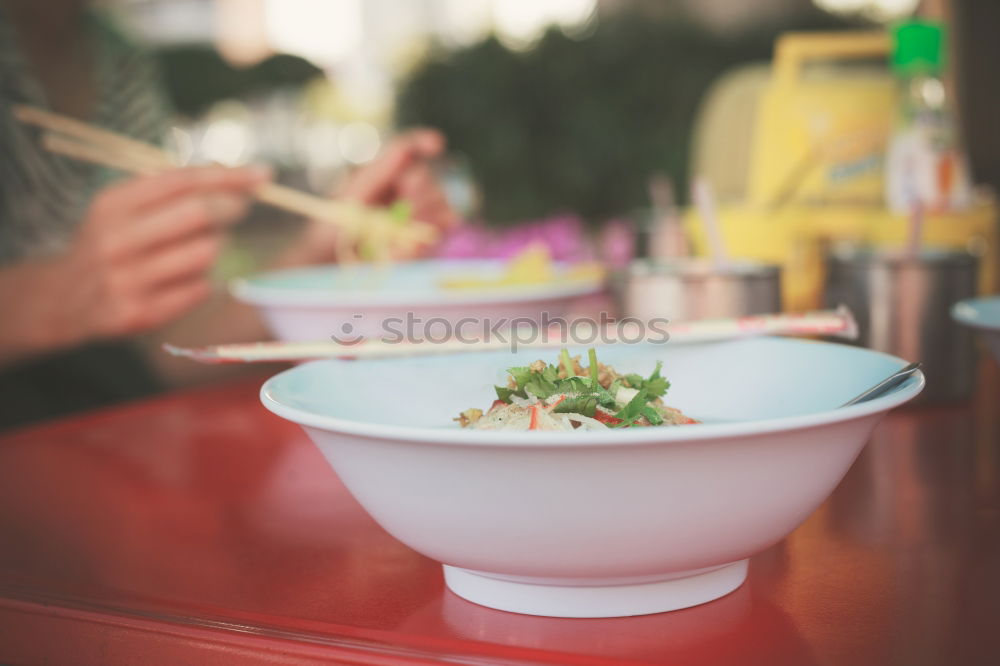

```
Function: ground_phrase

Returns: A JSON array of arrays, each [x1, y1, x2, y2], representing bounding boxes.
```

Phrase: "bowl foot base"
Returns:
[[443, 559, 748, 618]]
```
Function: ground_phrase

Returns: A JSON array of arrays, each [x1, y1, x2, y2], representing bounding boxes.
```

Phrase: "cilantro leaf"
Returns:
[[557, 375, 593, 394], [507, 366, 534, 389], [553, 395, 598, 417], [625, 361, 670, 399], [493, 352, 671, 426], [555, 376, 617, 408], [643, 362, 670, 398], [613, 387, 650, 427], [495, 386, 518, 403], [523, 376, 555, 399], [641, 405, 664, 425], [523, 364, 560, 399]]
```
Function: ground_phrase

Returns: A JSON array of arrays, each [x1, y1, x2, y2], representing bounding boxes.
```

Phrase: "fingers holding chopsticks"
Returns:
[[16, 104, 457, 267], [17, 103, 451, 259], [97, 164, 272, 214], [91, 165, 270, 253], [277, 128, 457, 266], [342, 128, 446, 206], [396, 161, 459, 232], [56, 165, 272, 338], [342, 128, 459, 233]]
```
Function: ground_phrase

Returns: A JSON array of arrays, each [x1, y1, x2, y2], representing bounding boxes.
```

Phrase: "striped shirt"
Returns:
[[0, 8, 170, 263], [0, 9, 171, 429]]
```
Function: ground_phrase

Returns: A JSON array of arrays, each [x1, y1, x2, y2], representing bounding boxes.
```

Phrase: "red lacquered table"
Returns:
[[1, 363, 998, 666]]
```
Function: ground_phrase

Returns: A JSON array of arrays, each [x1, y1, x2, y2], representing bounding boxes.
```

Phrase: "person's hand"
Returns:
[[50, 165, 269, 342], [278, 128, 458, 266], [341, 129, 456, 223]]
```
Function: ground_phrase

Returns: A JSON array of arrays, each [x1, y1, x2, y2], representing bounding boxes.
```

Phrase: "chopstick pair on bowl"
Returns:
[[12, 104, 438, 261], [163, 307, 862, 364]]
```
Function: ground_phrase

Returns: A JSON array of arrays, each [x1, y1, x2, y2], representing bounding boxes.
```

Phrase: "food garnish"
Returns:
[[459, 348, 697, 431], [439, 243, 605, 290]]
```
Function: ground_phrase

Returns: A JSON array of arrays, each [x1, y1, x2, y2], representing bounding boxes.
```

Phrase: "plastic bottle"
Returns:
[[884, 20, 972, 214]]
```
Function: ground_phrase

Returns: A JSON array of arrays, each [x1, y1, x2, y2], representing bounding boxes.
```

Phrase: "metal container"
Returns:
[[823, 249, 979, 403], [614, 258, 782, 322]]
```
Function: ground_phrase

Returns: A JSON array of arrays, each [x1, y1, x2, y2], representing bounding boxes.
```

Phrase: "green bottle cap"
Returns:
[[891, 20, 945, 74]]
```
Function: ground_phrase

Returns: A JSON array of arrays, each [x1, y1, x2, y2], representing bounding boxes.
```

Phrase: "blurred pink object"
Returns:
[[435, 214, 597, 263], [599, 217, 636, 269]]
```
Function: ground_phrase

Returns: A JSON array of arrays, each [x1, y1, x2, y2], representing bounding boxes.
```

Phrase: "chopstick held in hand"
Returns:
[[13, 104, 439, 261]]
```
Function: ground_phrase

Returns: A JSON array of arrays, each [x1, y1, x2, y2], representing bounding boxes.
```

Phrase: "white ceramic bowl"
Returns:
[[260, 337, 924, 618], [952, 296, 1000, 364], [232, 259, 602, 342]]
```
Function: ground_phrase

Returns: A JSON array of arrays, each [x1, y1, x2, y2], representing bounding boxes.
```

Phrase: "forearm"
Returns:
[[138, 287, 279, 387], [140, 214, 350, 387], [0, 258, 84, 367]]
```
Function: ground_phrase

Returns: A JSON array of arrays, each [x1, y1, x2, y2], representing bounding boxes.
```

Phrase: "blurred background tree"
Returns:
[[158, 48, 324, 118], [395, 7, 866, 225]]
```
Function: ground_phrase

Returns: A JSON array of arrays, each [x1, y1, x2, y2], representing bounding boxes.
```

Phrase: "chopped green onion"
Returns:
[[560, 348, 574, 378]]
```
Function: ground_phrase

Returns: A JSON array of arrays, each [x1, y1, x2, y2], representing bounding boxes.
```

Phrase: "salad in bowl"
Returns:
[[458, 349, 697, 431]]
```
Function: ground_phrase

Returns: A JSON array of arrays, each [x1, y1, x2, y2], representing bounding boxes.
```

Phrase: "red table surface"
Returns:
[[0, 362, 998, 666]]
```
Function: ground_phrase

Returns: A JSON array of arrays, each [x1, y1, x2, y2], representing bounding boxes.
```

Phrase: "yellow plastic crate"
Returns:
[[748, 31, 894, 208], [682, 200, 998, 312]]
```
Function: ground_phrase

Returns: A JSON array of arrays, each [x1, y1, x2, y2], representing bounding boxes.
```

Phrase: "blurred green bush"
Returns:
[[157, 47, 324, 117], [395, 10, 864, 225]]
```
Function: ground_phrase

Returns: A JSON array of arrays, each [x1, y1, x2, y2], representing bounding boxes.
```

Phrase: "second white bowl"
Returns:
[[232, 259, 603, 342]]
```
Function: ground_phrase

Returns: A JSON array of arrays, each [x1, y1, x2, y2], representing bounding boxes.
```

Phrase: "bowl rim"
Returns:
[[231, 259, 604, 308], [627, 257, 781, 279], [259, 339, 926, 448], [951, 296, 1000, 332], [827, 247, 979, 267]]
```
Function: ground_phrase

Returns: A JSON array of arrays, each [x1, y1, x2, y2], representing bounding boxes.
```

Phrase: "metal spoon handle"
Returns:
[[841, 362, 923, 407]]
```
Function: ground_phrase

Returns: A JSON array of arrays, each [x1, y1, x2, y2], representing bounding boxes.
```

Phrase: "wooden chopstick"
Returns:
[[41, 132, 163, 176], [16, 105, 170, 167], [14, 104, 440, 252], [17, 104, 337, 216], [161, 308, 861, 364]]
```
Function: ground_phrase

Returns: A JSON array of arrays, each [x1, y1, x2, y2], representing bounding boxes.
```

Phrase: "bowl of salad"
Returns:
[[260, 337, 923, 617], [952, 296, 1000, 364], [232, 248, 603, 342]]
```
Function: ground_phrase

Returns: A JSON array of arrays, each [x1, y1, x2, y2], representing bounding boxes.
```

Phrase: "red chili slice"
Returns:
[[592, 409, 623, 426]]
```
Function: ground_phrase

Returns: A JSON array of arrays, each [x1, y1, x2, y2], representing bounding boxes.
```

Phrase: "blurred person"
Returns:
[[0, 0, 456, 428]]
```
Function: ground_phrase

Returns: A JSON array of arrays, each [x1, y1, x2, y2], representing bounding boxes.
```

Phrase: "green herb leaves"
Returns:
[[612, 388, 664, 427], [624, 361, 670, 399], [552, 395, 599, 417], [495, 385, 517, 402], [500, 363, 563, 402], [493, 348, 671, 428]]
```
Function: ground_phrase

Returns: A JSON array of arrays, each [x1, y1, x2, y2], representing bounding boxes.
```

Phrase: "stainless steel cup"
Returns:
[[823, 249, 979, 403], [613, 258, 782, 322]]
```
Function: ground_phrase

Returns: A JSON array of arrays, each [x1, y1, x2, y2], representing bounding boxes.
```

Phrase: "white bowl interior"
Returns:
[[263, 337, 915, 432], [953, 296, 1000, 330], [953, 296, 1000, 362]]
